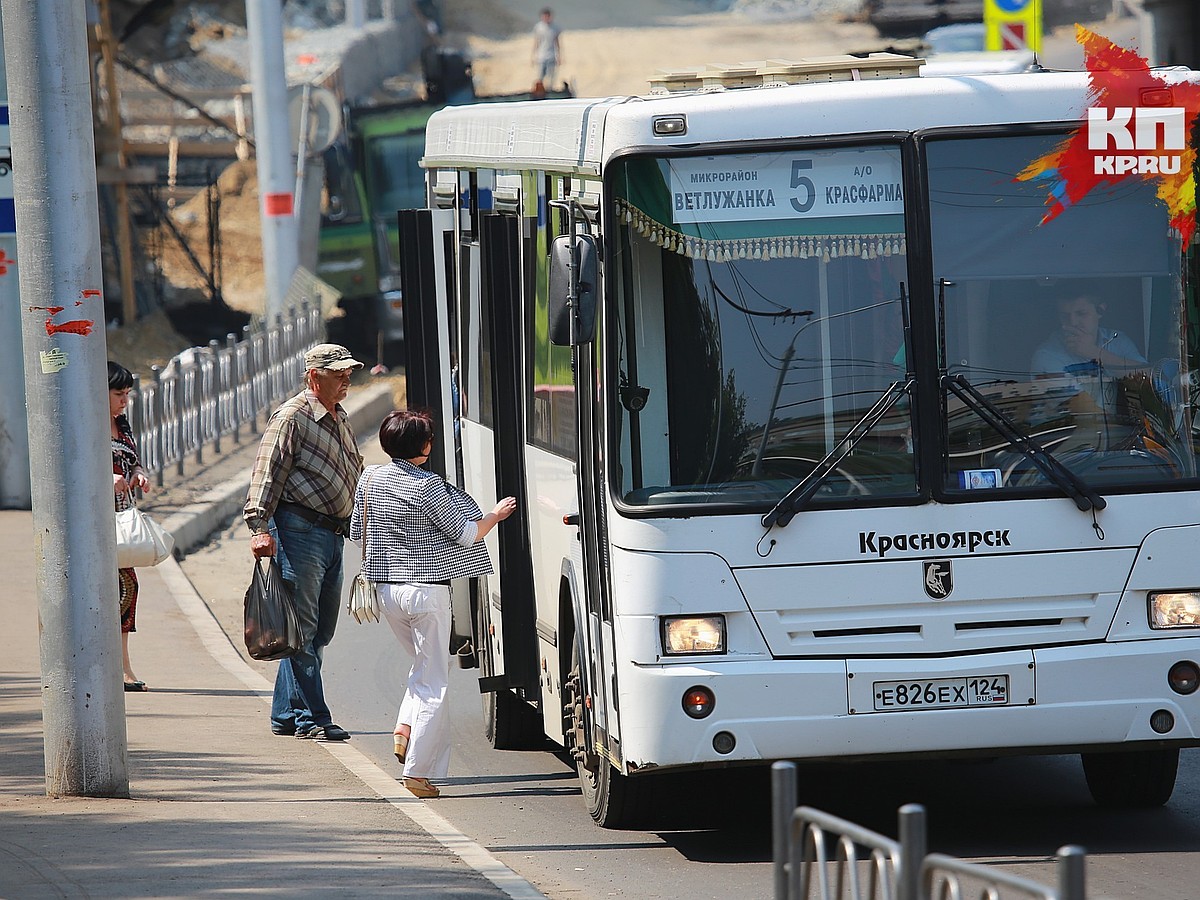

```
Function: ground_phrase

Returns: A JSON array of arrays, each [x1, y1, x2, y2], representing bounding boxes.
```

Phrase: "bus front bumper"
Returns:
[[616, 638, 1200, 772]]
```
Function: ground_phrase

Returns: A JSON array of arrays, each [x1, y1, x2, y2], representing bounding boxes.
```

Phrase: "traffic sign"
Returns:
[[985, 0, 1042, 52], [0, 105, 14, 235]]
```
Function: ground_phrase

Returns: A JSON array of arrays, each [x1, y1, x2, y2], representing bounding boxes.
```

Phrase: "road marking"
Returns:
[[159, 558, 548, 900]]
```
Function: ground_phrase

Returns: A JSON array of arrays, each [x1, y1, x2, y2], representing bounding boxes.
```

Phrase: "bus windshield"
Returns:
[[612, 135, 1200, 511], [928, 132, 1198, 494], [611, 146, 917, 508]]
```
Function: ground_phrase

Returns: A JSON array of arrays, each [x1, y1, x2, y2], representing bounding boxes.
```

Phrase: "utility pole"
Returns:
[[0, 4, 30, 510], [0, 0, 129, 795], [246, 0, 299, 322]]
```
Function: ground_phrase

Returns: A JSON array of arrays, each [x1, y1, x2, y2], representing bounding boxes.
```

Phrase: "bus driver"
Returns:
[[1031, 293, 1146, 380]]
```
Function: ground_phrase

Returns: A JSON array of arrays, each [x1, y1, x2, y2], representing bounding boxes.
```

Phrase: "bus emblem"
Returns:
[[923, 560, 953, 600]]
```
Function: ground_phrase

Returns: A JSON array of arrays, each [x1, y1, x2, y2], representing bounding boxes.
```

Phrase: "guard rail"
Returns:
[[127, 302, 323, 484], [772, 762, 1087, 900]]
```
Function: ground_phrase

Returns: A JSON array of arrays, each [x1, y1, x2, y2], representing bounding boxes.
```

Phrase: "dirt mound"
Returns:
[[104, 307, 195, 379], [157, 158, 266, 316]]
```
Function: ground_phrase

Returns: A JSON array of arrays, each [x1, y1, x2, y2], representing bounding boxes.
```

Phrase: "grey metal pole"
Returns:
[[246, 0, 299, 323], [771, 762, 796, 900], [1, 0, 128, 796], [0, 5, 31, 510], [346, 0, 367, 28], [1057, 845, 1087, 900], [896, 803, 926, 900]]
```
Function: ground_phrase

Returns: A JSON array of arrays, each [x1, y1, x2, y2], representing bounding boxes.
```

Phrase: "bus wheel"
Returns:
[[1082, 747, 1179, 808], [565, 646, 651, 828], [478, 591, 543, 750]]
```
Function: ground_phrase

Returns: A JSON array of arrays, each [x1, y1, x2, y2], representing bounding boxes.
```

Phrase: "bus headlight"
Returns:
[[1149, 591, 1200, 628], [662, 615, 726, 655]]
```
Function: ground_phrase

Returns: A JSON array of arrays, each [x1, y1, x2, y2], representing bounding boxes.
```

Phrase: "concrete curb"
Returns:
[[160, 381, 395, 558]]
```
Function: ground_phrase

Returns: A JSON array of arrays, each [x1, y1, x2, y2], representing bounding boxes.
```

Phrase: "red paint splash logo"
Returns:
[[1017, 26, 1200, 243]]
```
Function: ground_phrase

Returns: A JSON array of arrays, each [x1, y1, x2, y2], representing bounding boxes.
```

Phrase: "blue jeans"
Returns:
[[268, 508, 345, 732]]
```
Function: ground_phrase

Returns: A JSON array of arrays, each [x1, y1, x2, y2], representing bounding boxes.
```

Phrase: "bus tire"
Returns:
[[478, 588, 544, 750], [483, 687, 543, 750], [1081, 747, 1179, 808], [566, 645, 652, 828]]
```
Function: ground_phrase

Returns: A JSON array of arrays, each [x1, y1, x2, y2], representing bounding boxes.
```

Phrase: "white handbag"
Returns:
[[115, 505, 175, 568], [348, 572, 381, 624], [347, 469, 381, 624]]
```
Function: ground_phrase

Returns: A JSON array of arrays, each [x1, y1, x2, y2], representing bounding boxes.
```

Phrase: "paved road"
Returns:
[[182, 467, 1200, 900], [316, 600, 1200, 899]]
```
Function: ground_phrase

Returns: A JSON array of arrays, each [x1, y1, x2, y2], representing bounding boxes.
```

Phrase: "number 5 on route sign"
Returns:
[[985, 0, 1042, 53]]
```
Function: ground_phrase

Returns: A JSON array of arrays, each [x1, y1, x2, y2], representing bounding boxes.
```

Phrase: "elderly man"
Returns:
[[245, 343, 365, 740]]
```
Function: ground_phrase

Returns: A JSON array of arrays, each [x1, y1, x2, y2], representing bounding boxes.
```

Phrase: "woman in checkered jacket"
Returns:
[[350, 409, 517, 798]]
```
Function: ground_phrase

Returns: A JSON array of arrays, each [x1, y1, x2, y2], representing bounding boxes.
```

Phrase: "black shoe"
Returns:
[[271, 722, 296, 736], [297, 723, 350, 742]]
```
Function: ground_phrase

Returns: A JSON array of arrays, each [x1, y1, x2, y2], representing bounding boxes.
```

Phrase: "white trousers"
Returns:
[[379, 581, 452, 779]]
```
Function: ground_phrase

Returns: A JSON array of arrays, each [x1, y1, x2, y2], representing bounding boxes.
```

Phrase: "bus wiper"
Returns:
[[761, 378, 914, 530], [943, 373, 1105, 512]]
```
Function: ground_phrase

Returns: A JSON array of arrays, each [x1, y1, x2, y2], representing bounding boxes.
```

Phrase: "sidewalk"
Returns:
[[0, 382, 540, 899]]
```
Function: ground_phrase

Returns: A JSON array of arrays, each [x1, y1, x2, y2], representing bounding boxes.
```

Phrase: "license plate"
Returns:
[[872, 675, 1009, 712]]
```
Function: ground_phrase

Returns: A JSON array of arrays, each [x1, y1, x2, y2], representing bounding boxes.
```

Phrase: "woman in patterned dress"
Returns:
[[110, 361, 152, 692]]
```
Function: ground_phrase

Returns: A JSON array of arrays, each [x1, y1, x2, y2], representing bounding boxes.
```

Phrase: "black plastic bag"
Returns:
[[244, 557, 302, 661]]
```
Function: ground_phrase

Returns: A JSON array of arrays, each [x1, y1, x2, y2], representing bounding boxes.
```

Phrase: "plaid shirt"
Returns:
[[349, 460, 494, 582], [243, 390, 364, 535]]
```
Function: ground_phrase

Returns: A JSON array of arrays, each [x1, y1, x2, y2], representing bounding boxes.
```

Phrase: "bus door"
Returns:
[[396, 207, 456, 477], [478, 212, 540, 696], [398, 206, 478, 650]]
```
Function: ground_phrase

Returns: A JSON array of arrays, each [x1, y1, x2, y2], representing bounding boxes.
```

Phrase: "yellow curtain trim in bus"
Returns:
[[616, 198, 906, 262]]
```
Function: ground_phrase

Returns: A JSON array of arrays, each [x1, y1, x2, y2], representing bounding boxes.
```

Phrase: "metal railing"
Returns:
[[773, 762, 1087, 900], [127, 302, 323, 485]]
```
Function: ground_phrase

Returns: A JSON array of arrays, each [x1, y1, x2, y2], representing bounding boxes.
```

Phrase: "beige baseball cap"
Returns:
[[304, 343, 364, 371]]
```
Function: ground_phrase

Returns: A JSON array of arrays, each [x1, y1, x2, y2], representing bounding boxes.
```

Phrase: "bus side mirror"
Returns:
[[549, 233, 597, 346]]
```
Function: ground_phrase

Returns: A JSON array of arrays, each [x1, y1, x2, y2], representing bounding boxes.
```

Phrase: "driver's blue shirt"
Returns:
[[1031, 327, 1145, 378]]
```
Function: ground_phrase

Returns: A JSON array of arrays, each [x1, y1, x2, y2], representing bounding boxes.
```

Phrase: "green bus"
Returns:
[[319, 85, 572, 365], [319, 100, 441, 364]]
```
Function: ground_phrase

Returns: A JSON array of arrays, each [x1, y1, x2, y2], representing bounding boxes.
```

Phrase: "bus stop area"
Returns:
[[0, 381, 532, 899]]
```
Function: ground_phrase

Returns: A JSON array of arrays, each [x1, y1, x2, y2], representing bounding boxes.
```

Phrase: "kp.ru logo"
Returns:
[[1017, 26, 1200, 244], [1087, 106, 1185, 176]]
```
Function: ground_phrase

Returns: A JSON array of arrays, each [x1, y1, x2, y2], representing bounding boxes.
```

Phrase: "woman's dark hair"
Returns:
[[379, 409, 435, 460], [108, 361, 134, 391]]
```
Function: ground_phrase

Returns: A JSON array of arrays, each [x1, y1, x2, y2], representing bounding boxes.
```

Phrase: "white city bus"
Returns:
[[396, 54, 1200, 827]]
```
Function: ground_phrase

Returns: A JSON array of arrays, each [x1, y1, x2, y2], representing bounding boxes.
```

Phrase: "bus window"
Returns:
[[611, 147, 918, 508], [927, 132, 1197, 491], [529, 175, 576, 458]]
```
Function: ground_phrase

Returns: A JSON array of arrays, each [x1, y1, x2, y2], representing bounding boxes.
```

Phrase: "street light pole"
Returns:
[[246, 0, 299, 323], [0, 4, 31, 510], [0, 0, 129, 796]]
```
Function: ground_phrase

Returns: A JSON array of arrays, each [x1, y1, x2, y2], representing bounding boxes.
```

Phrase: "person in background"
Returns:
[[350, 409, 516, 798], [109, 361, 152, 692], [244, 343, 365, 741], [531, 7, 562, 92]]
